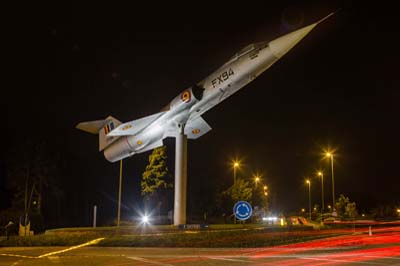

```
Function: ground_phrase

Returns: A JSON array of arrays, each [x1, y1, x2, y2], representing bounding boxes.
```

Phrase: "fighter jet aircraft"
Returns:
[[77, 14, 333, 162]]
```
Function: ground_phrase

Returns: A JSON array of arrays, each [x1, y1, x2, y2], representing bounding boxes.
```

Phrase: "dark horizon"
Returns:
[[2, 1, 400, 227]]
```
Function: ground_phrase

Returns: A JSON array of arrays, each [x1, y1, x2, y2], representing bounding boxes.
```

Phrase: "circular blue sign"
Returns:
[[233, 201, 252, 221]]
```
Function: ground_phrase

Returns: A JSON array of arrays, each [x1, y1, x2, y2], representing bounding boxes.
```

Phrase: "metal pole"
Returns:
[[24, 169, 29, 237], [174, 125, 187, 225], [24, 213, 28, 236], [24, 177, 28, 222], [321, 173, 324, 213], [234, 166, 236, 185], [93, 205, 97, 228], [117, 159, 123, 226], [331, 156, 335, 210], [233, 166, 237, 224], [308, 182, 311, 220]]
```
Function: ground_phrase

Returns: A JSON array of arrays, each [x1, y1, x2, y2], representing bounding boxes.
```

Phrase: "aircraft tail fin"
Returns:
[[76, 116, 122, 151]]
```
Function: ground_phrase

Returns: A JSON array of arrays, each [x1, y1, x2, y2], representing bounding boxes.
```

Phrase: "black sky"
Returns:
[[2, 1, 400, 226]]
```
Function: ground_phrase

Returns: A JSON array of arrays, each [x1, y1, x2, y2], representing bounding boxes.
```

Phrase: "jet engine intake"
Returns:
[[191, 84, 205, 101]]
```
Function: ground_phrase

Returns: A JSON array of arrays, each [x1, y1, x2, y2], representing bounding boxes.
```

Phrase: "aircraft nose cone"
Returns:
[[268, 12, 334, 58], [269, 23, 317, 58]]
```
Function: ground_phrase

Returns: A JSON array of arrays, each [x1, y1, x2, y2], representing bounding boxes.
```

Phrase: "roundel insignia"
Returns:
[[192, 129, 200, 134], [181, 90, 191, 102], [122, 124, 132, 131], [137, 140, 143, 145]]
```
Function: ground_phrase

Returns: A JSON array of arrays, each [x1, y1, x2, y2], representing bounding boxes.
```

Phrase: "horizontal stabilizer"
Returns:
[[184, 116, 212, 139], [107, 111, 166, 137], [76, 116, 122, 135], [76, 116, 122, 151]]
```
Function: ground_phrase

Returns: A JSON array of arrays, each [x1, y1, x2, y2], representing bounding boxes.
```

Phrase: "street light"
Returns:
[[232, 160, 240, 185], [317, 171, 324, 213], [325, 152, 335, 211], [141, 215, 149, 224], [264, 190, 269, 214], [306, 179, 311, 220], [253, 174, 261, 187], [252, 173, 261, 209]]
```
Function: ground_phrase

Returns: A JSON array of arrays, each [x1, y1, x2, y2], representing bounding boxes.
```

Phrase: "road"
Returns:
[[1, 227, 399, 265]]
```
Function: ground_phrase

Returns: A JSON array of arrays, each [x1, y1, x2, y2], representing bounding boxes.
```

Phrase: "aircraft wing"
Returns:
[[184, 116, 212, 139], [136, 139, 164, 154], [107, 111, 165, 137]]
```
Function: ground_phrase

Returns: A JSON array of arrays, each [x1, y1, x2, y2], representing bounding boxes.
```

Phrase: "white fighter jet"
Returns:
[[77, 14, 333, 162]]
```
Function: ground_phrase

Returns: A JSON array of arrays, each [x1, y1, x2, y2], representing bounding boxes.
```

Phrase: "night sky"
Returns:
[[2, 1, 400, 227]]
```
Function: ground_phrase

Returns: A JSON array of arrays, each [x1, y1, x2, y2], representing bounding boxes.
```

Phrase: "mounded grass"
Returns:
[[98, 228, 330, 248], [0, 224, 334, 248]]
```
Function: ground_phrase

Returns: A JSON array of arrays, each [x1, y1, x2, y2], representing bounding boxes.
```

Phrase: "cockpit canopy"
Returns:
[[228, 41, 269, 62]]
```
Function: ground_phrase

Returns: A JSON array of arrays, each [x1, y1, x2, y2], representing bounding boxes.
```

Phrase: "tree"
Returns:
[[217, 178, 253, 218], [141, 146, 171, 213], [226, 179, 253, 203], [3, 139, 62, 232], [335, 194, 349, 217], [345, 202, 357, 218], [335, 194, 357, 218]]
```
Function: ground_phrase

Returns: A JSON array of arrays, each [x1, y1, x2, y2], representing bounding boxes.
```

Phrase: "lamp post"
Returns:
[[252, 174, 261, 208], [117, 159, 123, 226], [254, 175, 261, 187], [263, 185, 268, 214], [233, 161, 240, 185], [306, 179, 311, 220], [325, 152, 335, 210], [318, 171, 324, 213]]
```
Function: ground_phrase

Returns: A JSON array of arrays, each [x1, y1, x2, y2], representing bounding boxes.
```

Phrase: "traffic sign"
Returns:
[[233, 201, 252, 221]]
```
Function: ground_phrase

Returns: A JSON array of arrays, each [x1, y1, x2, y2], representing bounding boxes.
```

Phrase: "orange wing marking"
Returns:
[[192, 129, 200, 134]]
